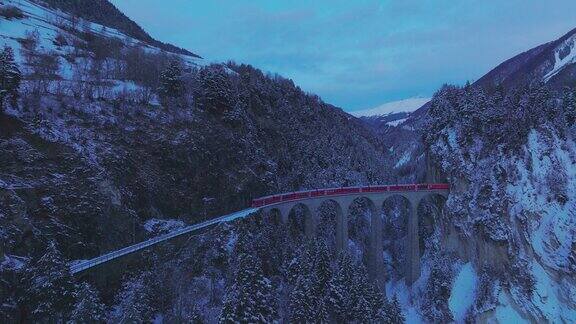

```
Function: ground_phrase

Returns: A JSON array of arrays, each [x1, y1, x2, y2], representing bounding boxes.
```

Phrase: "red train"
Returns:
[[250, 183, 449, 208]]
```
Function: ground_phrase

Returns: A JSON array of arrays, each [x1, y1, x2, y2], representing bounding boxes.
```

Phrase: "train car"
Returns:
[[293, 192, 310, 200], [324, 188, 340, 196], [430, 183, 450, 190], [416, 183, 430, 190], [345, 187, 361, 194], [264, 195, 282, 205], [334, 188, 347, 195], [360, 186, 372, 193], [391, 184, 417, 191], [281, 193, 296, 201], [251, 199, 264, 208], [251, 183, 449, 208], [311, 189, 326, 197]]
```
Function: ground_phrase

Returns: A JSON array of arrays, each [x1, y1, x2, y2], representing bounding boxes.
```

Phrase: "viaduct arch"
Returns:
[[258, 184, 449, 285]]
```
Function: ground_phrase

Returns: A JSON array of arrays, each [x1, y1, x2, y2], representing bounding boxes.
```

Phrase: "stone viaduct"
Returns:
[[255, 184, 449, 285], [72, 184, 449, 287]]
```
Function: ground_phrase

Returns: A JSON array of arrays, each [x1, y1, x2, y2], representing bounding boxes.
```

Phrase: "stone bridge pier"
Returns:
[[262, 191, 447, 285]]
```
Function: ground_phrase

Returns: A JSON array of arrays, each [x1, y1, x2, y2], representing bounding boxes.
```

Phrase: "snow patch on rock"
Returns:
[[394, 150, 412, 169], [144, 218, 186, 236]]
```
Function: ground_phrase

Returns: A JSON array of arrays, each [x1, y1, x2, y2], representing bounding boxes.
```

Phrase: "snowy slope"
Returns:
[[0, 0, 202, 66], [0, 0, 203, 105], [543, 31, 576, 82]]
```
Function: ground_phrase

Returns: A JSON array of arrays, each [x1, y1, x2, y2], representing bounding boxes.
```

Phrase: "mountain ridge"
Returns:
[[475, 27, 576, 89], [400, 27, 576, 129], [27, 0, 201, 58]]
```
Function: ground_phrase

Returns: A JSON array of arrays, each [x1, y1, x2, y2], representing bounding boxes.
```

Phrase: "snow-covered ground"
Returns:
[[449, 263, 477, 322], [386, 279, 425, 324], [394, 150, 412, 169]]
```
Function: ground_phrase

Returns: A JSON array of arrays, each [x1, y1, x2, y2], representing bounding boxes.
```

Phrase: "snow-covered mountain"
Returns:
[[352, 97, 430, 118], [399, 27, 576, 129], [1, 0, 200, 58], [353, 97, 430, 128], [476, 27, 576, 89], [378, 26, 576, 323]]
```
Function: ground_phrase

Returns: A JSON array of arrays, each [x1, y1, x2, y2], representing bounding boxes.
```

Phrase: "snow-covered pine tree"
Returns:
[[188, 303, 205, 324], [196, 64, 233, 114], [288, 240, 332, 323], [350, 264, 384, 322], [67, 282, 106, 323], [112, 271, 154, 323], [326, 253, 354, 322], [253, 217, 288, 276], [364, 281, 386, 322], [353, 295, 375, 324], [18, 241, 76, 322], [158, 59, 184, 105], [387, 295, 406, 324], [0, 46, 21, 112], [314, 240, 332, 294], [203, 230, 229, 304], [285, 241, 314, 286], [289, 273, 327, 323], [563, 89, 576, 126], [421, 262, 454, 323], [219, 252, 277, 323]]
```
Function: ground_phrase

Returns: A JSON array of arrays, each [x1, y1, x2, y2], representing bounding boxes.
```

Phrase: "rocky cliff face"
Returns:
[[421, 84, 576, 322]]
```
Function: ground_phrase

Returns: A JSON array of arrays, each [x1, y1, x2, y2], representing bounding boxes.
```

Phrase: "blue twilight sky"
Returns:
[[110, 0, 576, 112]]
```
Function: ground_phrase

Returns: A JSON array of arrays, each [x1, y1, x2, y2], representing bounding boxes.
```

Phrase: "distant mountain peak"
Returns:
[[351, 97, 430, 118]]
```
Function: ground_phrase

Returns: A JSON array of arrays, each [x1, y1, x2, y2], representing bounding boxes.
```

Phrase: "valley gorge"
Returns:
[[1, 0, 576, 323]]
